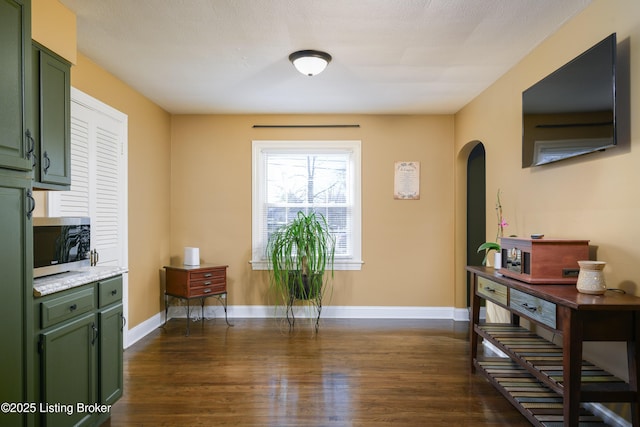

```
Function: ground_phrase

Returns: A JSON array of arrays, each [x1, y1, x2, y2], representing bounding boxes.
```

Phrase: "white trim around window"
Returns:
[[251, 140, 363, 271]]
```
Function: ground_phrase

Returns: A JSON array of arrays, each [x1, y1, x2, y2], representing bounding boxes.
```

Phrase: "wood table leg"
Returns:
[[561, 306, 582, 427], [469, 272, 480, 373], [628, 312, 640, 427]]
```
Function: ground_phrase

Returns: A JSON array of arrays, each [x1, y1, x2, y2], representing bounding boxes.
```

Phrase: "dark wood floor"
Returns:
[[105, 317, 530, 426]]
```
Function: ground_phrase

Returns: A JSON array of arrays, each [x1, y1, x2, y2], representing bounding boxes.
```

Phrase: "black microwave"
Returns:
[[33, 217, 91, 278]]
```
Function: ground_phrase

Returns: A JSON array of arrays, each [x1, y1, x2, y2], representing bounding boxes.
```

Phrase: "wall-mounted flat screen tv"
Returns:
[[522, 33, 616, 167]]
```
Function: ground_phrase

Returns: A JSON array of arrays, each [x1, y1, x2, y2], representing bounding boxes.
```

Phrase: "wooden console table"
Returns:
[[164, 263, 232, 335], [467, 266, 640, 426]]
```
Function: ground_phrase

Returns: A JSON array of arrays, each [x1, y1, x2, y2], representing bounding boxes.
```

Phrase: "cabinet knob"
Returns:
[[69, 303, 77, 312]]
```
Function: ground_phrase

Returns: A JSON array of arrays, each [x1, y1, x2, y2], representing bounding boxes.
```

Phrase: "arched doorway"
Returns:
[[466, 142, 486, 307]]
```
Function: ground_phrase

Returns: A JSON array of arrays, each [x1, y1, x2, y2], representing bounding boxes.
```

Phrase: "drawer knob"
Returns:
[[203, 281, 212, 286], [111, 289, 118, 296], [521, 303, 538, 313], [69, 303, 77, 312], [203, 273, 213, 278], [484, 286, 496, 293], [203, 288, 212, 293]]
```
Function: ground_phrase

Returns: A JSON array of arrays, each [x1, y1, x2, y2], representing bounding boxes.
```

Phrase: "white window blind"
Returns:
[[252, 140, 362, 270]]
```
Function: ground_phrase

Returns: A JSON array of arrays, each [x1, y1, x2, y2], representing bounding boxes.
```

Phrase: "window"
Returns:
[[252, 140, 362, 270]]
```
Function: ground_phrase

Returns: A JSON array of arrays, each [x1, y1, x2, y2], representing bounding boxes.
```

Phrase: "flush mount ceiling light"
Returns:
[[289, 50, 332, 76]]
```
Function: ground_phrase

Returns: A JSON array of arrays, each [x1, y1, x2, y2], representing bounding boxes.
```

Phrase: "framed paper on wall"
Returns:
[[394, 161, 420, 200]]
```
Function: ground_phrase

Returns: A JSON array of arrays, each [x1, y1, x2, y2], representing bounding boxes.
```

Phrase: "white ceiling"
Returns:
[[59, 0, 592, 115]]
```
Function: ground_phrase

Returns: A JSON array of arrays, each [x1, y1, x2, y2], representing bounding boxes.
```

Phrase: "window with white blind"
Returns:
[[251, 140, 362, 270]]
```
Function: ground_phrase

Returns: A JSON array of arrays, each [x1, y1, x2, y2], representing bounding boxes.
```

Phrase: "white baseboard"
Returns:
[[165, 304, 478, 321], [125, 311, 164, 349]]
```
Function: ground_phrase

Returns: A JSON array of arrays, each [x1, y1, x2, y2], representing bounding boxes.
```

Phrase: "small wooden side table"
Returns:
[[163, 263, 232, 335]]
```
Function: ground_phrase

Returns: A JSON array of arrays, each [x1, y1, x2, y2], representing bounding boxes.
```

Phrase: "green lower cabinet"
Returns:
[[40, 312, 97, 427], [0, 172, 33, 427], [98, 303, 123, 406], [35, 276, 123, 427]]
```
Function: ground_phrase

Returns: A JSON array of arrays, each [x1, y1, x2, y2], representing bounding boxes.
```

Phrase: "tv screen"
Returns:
[[522, 33, 616, 167]]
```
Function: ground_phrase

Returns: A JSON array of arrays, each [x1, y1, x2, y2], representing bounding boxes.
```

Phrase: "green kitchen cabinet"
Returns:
[[40, 312, 97, 427], [31, 42, 71, 190], [0, 0, 32, 172], [0, 172, 34, 427], [98, 303, 124, 405], [97, 276, 124, 406], [34, 275, 123, 427]]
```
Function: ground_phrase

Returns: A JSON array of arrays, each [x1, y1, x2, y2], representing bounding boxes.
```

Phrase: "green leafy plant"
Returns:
[[477, 242, 501, 266], [267, 211, 335, 330]]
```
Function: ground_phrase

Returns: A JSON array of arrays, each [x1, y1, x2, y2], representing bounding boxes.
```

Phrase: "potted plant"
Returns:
[[477, 241, 501, 266], [267, 211, 335, 330]]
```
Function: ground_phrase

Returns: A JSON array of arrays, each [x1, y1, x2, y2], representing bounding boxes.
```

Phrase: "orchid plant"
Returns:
[[477, 189, 508, 266]]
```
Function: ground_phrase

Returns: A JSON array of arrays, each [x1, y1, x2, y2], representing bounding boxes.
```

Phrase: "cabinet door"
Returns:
[[33, 45, 71, 189], [40, 313, 96, 427], [0, 0, 32, 171], [98, 303, 123, 405], [0, 174, 32, 427]]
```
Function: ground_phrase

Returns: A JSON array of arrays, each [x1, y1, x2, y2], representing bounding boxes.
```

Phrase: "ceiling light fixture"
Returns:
[[289, 50, 332, 76]]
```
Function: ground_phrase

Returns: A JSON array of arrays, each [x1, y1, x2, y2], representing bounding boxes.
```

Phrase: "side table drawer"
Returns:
[[477, 277, 508, 306], [510, 289, 557, 329], [189, 268, 226, 282], [190, 283, 226, 297]]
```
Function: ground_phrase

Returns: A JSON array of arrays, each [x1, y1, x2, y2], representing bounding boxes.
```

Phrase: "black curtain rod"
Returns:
[[252, 124, 360, 128]]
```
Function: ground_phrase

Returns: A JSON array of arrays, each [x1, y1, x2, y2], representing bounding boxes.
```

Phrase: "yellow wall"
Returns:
[[455, 0, 640, 305], [454, 0, 640, 408], [32, 0, 76, 64], [170, 114, 455, 307]]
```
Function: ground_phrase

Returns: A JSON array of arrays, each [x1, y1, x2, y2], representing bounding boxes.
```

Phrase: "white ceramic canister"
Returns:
[[494, 252, 502, 270], [576, 260, 606, 295]]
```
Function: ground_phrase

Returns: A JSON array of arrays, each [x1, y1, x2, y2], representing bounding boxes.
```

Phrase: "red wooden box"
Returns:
[[498, 237, 589, 284]]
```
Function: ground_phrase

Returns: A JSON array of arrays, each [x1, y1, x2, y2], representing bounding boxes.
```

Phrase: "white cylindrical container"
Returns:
[[184, 247, 200, 266], [494, 252, 502, 270], [576, 260, 606, 295]]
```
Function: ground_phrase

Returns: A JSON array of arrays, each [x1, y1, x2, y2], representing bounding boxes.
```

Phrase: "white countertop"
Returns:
[[34, 266, 128, 297]]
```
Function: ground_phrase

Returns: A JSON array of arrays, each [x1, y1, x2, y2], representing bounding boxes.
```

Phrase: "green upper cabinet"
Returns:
[[31, 43, 71, 190], [0, 0, 32, 172]]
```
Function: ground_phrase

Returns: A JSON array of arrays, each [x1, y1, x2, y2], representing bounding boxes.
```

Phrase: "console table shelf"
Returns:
[[476, 358, 607, 426], [476, 323, 628, 398], [467, 266, 640, 426]]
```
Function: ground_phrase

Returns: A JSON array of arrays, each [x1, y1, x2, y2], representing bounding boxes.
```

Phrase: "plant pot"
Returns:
[[288, 271, 323, 300], [494, 252, 502, 270]]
